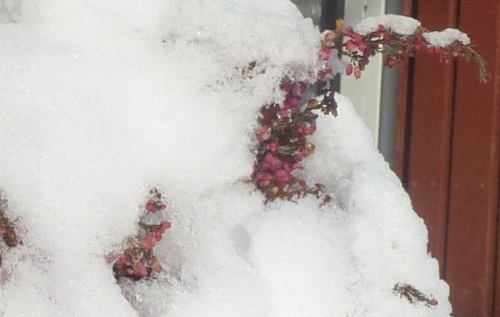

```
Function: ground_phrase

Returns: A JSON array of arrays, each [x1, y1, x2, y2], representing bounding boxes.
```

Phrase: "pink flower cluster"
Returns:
[[112, 188, 171, 281], [251, 81, 333, 202], [320, 19, 488, 82]]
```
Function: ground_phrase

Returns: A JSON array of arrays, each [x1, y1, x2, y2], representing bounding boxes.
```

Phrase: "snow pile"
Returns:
[[423, 28, 471, 47], [354, 14, 470, 48], [0, 1, 450, 316], [354, 14, 421, 35]]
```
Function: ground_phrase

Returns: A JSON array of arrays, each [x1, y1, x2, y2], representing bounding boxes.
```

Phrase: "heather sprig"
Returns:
[[251, 80, 334, 203], [111, 188, 171, 281], [320, 19, 489, 82]]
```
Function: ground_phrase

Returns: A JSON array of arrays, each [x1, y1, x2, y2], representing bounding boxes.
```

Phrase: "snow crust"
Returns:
[[423, 28, 471, 47], [0, 2, 450, 316], [354, 14, 421, 35]]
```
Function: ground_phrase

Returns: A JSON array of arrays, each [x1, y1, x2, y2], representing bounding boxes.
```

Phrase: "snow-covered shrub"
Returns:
[[0, 2, 488, 316]]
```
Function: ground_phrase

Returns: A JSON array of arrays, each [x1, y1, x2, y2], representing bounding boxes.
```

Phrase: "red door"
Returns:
[[396, 0, 500, 316]]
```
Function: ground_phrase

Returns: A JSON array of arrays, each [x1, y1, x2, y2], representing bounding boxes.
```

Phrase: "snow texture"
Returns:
[[0, 1, 450, 316], [423, 28, 471, 47], [354, 14, 421, 35]]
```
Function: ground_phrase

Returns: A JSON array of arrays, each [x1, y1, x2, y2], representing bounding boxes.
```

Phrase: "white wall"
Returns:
[[340, 0, 386, 146]]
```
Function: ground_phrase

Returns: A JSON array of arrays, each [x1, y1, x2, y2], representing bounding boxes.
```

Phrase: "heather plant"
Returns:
[[250, 17, 488, 203], [110, 188, 171, 281]]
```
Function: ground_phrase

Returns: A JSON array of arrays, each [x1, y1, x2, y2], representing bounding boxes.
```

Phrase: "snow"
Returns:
[[0, 1, 450, 317], [354, 14, 421, 35], [353, 14, 470, 48], [423, 28, 471, 47]]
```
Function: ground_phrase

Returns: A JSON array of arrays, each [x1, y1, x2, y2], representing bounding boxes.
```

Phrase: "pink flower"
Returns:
[[114, 255, 128, 266], [299, 124, 316, 136], [345, 40, 357, 53], [256, 172, 273, 187], [261, 153, 282, 171], [319, 46, 332, 60], [414, 36, 425, 51], [140, 234, 157, 250], [279, 109, 290, 118], [357, 40, 367, 53], [134, 261, 149, 278], [345, 63, 354, 75], [266, 142, 279, 152], [282, 163, 293, 173], [145, 201, 158, 213], [358, 56, 369, 70], [297, 82, 308, 93], [297, 124, 306, 135], [260, 105, 280, 125], [353, 67, 362, 79], [282, 82, 295, 94], [160, 220, 172, 232], [322, 30, 337, 46], [350, 33, 364, 44], [274, 170, 291, 183], [154, 230, 163, 241], [256, 125, 272, 141], [283, 96, 300, 110]]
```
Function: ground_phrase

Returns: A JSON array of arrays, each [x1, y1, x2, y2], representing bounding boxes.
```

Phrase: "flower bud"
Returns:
[[345, 64, 354, 75], [307, 99, 320, 109], [353, 67, 362, 79], [145, 201, 157, 213]]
